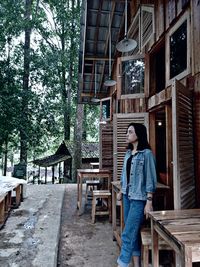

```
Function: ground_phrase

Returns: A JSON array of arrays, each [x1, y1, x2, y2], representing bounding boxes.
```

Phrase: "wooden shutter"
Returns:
[[128, 5, 155, 52], [172, 79, 196, 209], [128, 8, 140, 55], [99, 122, 113, 176], [113, 113, 149, 181], [141, 5, 155, 48]]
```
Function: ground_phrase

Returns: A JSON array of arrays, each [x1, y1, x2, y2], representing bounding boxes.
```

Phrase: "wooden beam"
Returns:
[[85, 56, 112, 61]]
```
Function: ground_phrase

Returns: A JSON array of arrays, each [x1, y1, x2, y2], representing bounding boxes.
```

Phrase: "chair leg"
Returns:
[[108, 196, 112, 223], [142, 245, 149, 267], [91, 196, 96, 224], [85, 184, 88, 204]]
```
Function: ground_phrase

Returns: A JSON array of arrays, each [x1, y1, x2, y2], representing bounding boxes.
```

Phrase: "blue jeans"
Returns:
[[117, 194, 145, 267]]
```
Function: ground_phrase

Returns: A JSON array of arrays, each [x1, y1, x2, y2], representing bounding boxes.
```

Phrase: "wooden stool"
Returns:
[[141, 227, 172, 267], [91, 190, 111, 223], [85, 180, 100, 203]]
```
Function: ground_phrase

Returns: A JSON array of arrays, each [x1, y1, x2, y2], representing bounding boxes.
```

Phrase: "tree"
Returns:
[[20, 0, 33, 164]]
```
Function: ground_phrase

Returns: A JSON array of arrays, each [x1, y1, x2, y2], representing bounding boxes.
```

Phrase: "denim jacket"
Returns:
[[120, 149, 157, 200]]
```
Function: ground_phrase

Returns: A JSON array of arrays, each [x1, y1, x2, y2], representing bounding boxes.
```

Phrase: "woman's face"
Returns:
[[126, 126, 138, 144]]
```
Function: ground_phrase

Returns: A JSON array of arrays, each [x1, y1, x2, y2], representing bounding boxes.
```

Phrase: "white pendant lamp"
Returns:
[[116, 0, 137, 53], [104, 3, 116, 87], [91, 63, 100, 103]]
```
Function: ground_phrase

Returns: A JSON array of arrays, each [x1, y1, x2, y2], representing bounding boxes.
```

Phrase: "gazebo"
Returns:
[[32, 141, 72, 183]]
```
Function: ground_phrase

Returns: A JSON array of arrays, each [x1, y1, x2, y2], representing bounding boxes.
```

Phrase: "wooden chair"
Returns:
[[141, 227, 172, 267], [85, 180, 101, 204], [91, 190, 111, 223]]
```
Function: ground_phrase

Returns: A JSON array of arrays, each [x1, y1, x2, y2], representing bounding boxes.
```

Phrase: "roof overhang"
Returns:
[[78, 0, 129, 104]]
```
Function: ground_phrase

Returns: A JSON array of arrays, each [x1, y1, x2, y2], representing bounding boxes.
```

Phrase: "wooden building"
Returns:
[[79, 0, 200, 210]]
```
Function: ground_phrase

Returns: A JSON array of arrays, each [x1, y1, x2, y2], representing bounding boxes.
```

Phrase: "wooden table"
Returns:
[[77, 169, 111, 212], [149, 209, 200, 267], [111, 182, 170, 247]]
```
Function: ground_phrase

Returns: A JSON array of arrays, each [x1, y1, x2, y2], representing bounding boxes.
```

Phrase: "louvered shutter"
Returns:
[[113, 113, 149, 181], [172, 79, 196, 209], [127, 5, 155, 54], [141, 5, 155, 48], [99, 122, 113, 175], [128, 8, 140, 55]]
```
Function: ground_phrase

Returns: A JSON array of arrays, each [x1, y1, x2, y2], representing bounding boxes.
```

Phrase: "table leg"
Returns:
[[151, 219, 159, 267], [182, 247, 192, 267], [112, 186, 117, 239], [120, 200, 124, 234], [77, 174, 80, 209], [108, 175, 111, 191], [79, 176, 83, 212]]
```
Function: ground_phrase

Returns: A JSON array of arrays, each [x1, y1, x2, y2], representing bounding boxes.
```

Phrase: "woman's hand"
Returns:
[[144, 200, 153, 219], [117, 191, 122, 201]]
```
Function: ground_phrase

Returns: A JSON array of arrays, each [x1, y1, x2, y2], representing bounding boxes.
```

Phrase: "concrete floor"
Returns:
[[0, 184, 65, 267], [0, 184, 120, 267]]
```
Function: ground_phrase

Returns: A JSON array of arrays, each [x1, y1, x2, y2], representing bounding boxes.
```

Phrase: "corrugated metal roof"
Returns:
[[79, 0, 127, 104]]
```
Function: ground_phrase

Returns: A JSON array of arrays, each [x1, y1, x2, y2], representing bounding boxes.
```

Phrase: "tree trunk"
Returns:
[[20, 0, 32, 164], [73, 103, 84, 181], [3, 138, 8, 176], [60, 21, 70, 141]]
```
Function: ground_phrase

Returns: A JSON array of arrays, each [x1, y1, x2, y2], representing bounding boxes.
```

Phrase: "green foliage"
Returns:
[[0, 0, 99, 167]]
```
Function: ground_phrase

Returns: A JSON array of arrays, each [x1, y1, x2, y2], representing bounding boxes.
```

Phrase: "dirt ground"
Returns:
[[57, 184, 120, 267], [56, 185, 186, 267]]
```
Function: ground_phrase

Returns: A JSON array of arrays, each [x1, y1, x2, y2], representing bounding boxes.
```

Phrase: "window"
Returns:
[[100, 97, 112, 121], [149, 40, 165, 95], [166, 10, 190, 86], [170, 20, 187, 79], [121, 55, 145, 95]]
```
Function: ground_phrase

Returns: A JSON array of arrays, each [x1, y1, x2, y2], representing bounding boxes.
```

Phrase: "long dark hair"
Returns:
[[126, 123, 151, 151]]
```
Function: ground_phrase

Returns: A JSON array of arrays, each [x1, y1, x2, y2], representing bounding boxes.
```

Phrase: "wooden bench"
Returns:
[[91, 190, 111, 223], [11, 184, 23, 208], [0, 191, 12, 229], [141, 227, 172, 267]]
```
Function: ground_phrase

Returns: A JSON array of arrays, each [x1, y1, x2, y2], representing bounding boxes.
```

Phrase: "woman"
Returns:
[[117, 123, 157, 267]]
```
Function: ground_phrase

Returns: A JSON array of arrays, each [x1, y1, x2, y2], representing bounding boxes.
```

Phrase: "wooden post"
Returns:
[[38, 166, 40, 181], [45, 167, 47, 184], [52, 165, 55, 184]]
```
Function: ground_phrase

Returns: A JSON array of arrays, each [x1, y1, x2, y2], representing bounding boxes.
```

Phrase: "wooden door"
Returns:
[[172, 79, 196, 209], [113, 113, 149, 181]]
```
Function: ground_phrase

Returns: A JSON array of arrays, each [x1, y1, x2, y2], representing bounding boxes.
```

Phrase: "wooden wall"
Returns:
[[194, 77, 200, 207], [192, 1, 200, 207], [119, 98, 146, 113]]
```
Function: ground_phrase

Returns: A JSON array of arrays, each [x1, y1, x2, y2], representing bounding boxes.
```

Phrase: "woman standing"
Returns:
[[117, 123, 157, 267]]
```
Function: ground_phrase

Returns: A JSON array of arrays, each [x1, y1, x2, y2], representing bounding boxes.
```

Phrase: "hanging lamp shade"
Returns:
[[116, 36, 137, 53], [91, 96, 100, 103], [104, 78, 116, 87], [104, 2, 116, 87], [116, 0, 137, 53]]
